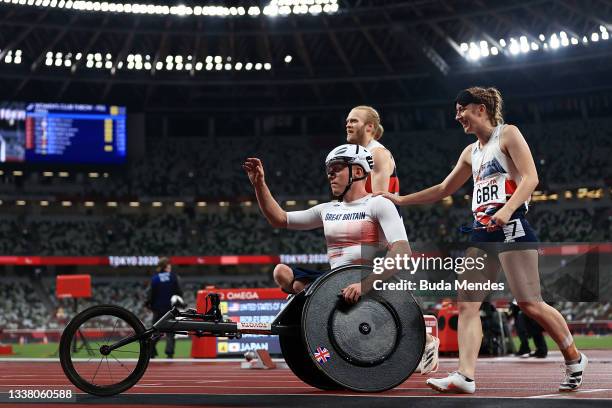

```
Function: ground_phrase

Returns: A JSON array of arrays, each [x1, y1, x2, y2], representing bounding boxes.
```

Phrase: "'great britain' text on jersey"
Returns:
[[324, 212, 367, 221]]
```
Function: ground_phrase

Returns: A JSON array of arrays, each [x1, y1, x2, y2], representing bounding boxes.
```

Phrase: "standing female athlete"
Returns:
[[378, 87, 587, 393]]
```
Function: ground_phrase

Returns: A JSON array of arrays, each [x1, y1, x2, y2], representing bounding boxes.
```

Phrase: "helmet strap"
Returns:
[[333, 164, 366, 202]]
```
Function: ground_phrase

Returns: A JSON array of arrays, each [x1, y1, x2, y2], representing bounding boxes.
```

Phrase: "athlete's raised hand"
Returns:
[[243, 158, 265, 186]]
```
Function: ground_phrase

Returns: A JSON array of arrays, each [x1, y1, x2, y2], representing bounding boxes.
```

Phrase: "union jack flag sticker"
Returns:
[[314, 346, 331, 364]]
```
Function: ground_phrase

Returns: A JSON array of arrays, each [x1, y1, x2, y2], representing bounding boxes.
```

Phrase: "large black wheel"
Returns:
[[279, 334, 342, 391], [275, 292, 342, 390], [59, 305, 151, 396], [302, 265, 426, 392]]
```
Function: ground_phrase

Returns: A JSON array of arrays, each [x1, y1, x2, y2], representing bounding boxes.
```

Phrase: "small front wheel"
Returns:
[[59, 305, 151, 396]]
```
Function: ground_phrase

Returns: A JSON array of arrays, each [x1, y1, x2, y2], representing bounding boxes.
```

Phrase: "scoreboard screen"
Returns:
[[192, 288, 288, 357], [0, 102, 127, 164], [217, 298, 287, 355]]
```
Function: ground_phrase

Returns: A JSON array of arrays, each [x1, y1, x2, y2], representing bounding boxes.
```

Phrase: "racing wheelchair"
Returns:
[[59, 265, 425, 396]]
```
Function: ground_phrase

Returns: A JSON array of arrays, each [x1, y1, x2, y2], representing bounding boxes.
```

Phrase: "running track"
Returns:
[[0, 350, 610, 407]]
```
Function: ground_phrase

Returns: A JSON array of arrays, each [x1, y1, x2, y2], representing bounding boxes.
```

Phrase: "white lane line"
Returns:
[[528, 388, 612, 398]]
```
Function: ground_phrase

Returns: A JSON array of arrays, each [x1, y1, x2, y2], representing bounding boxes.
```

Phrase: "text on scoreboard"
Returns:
[[24, 103, 126, 164]]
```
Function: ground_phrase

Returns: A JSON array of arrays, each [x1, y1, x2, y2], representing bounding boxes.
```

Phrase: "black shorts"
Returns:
[[470, 215, 539, 253], [291, 266, 326, 283]]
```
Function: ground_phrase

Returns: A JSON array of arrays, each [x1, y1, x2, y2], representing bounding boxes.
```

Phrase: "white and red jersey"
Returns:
[[286, 195, 407, 269], [471, 124, 528, 225], [364, 140, 400, 195]]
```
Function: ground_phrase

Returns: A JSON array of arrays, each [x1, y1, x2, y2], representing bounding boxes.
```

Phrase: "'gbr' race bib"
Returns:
[[472, 174, 508, 212]]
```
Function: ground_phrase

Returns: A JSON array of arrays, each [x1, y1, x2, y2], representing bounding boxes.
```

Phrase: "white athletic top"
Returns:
[[471, 124, 527, 225], [287, 195, 408, 269]]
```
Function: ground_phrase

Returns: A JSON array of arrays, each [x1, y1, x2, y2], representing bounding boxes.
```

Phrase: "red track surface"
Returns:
[[1, 350, 611, 407]]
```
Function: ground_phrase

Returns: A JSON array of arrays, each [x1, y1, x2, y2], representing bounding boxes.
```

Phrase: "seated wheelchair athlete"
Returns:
[[243, 144, 440, 374]]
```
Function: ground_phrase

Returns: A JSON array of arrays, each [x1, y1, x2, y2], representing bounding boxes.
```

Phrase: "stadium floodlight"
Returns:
[[155, 61, 163, 70], [531, 42, 539, 51], [205, 63, 213, 70], [603, 31, 610, 40], [519, 36, 529, 53], [205, 56, 213, 64], [255, 62, 263, 70], [571, 37, 579, 45], [84, 201, 95, 207], [490, 46, 499, 55], [499, 39, 506, 47], [550, 34, 560, 49], [264, 62, 272, 70], [152, 201, 163, 207], [467, 43, 480, 60], [284, 54, 293, 63], [539, 34, 545, 41], [195, 62, 203, 70], [40, 201, 49, 206], [215, 63, 222, 70], [55, 59, 62, 66], [591, 32, 599, 42], [214, 55, 222, 64], [582, 36, 588, 43], [234, 62, 243, 70], [509, 39, 520, 55], [196, 201, 207, 207], [61, 201, 72, 207]]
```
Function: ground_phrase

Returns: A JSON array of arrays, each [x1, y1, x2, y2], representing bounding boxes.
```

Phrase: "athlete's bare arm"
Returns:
[[341, 240, 411, 304], [377, 145, 473, 206], [370, 147, 394, 194], [243, 158, 288, 228], [491, 125, 539, 226]]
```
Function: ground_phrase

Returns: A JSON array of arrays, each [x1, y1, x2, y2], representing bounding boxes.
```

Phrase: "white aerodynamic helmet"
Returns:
[[325, 144, 374, 201], [325, 144, 374, 174]]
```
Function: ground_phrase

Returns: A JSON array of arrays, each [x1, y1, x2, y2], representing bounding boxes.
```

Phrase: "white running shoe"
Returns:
[[426, 371, 476, 394], [419, 336, 440, 375], [559, 352, 588, 392]]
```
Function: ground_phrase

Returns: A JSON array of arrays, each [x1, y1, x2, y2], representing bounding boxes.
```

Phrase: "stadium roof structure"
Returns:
[[0, 0, 611, 112]]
